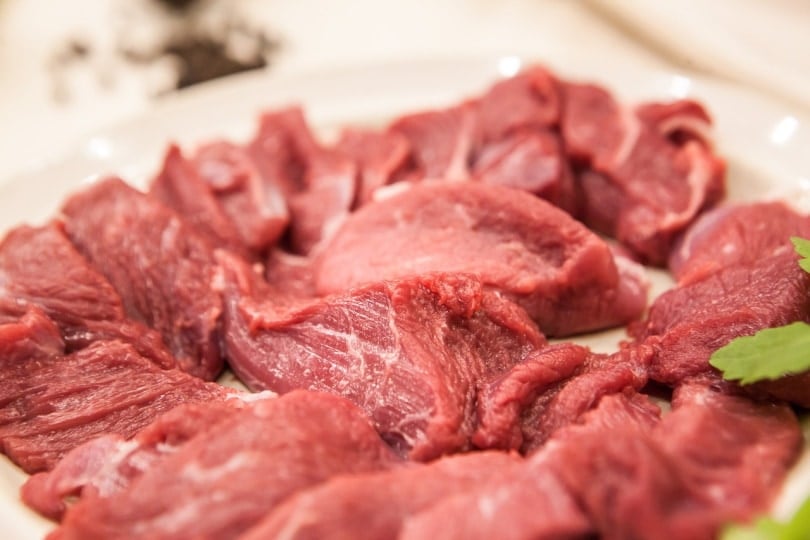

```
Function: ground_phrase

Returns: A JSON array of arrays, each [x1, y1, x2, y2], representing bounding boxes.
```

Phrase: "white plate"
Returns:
[[1, 57, 809, 539], [590, 0, 810, 112]]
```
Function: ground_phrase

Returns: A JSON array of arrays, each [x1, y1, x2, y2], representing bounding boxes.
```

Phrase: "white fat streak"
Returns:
[[372, 182, 412, 202], [613, 105, 642, 168], [658, 142, 712, 230], [180, 452, 253, 484], [658, 115, 715, 150]]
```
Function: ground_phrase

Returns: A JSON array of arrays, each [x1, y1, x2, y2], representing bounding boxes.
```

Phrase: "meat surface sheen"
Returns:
[[53, 391, 401, 540], [0, 307, 64, 364], [0, 336, 230, 474], [61, 178, 224, 380], [315, 181, 647, 336], [562, 83, 725, 264], [221, 252, 545, 460], [0, 223, 174, 368]]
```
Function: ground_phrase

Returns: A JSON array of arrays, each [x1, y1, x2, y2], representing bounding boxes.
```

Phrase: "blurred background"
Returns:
[[1, 0, 808, 182]]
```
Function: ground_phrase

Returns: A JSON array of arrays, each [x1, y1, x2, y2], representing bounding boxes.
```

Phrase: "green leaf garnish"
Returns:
[[710, 322, 810, 384], [720, 497, 810, 540], [790, 237, 810, 274], [709, 237, 810, 385]]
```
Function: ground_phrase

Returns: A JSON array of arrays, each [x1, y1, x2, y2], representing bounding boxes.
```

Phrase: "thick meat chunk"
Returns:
[[335, 128, 412, 206], [0, 223, 174, 367], [220, 252, 545, 460], [22, 396, 270, 521], [472, 130, 577, 213], [669, 201, 810, 283], [248, 107, 356, 254], [193, 141, 289, 252], [242, 451, 585, 540], [150, 144, 248, 255], [633, 250, 810, 386], [0, 337, 230, 473], [562, 83, 725, 264], [473, 343, 652, 452], [53, 391, 402, 540], [315, 181, 648, 336], [475, 65, 560, 143], [61, 178, 224, 380], [389, 103, 477, 181], [552, 384, 801, 540]]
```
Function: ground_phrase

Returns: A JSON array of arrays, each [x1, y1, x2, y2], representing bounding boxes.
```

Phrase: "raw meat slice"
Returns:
[[61, 178, 224, 380], [193, 141, 289, 252], [551, 383, 801, 540], [472, 129, 577, 214], [472, 342, 652, 452], [669, 201, 810, 283], [150, 144, 247, 255], [562, 83, 725, 264], [389, 103, 477, 180], [335, 128, 412, 205], [220, 251, 545, 460], [248, 107, 356, 254], [241, 451, 581, 540], [53, 390, 402, 540], [315, 181, 648, 336], [0, 338, 231, 474], [22, 395, 271, 521], [632, 249, 810, 387], [401, 391, 659, 540], [475, 65, 560, 143], [0, 223, 175, 368]]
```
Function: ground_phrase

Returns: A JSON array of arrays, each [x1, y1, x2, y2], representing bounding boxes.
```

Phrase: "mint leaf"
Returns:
[[710, 322, 810, 384], [721, 497, 810, 540], [790, 236, 810, 274]]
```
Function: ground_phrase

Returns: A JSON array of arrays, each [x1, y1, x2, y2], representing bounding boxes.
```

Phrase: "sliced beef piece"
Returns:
[[242, 451, 579, 540], [474, 343, 652, 453], [193, 141, 289, 252], [334, 128, 412, 206], [315, 181, 648, 336], [551, 383, 801, 540], [562, 83, 725, 264], [0, 223, 175, 368], [0, 307, 64, 363], [61, 178, 223, 380], [150, 144, 247, 256], [248, 107, 356, 254], [475, 65, 560, 143], [0, 338, 231, 474], [22, 395, 271, 521], [401, 391, 659, 540], [54, 391, 402, 540], [632, 249, 810, 387], [669, 201, 810, 283], [388, 103, 477, 180], [472, 129, 577, 214], [220, 251, 545, 460]]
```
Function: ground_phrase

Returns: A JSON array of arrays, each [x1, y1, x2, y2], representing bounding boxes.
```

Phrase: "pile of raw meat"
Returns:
[[1, 65, 808, 540]]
